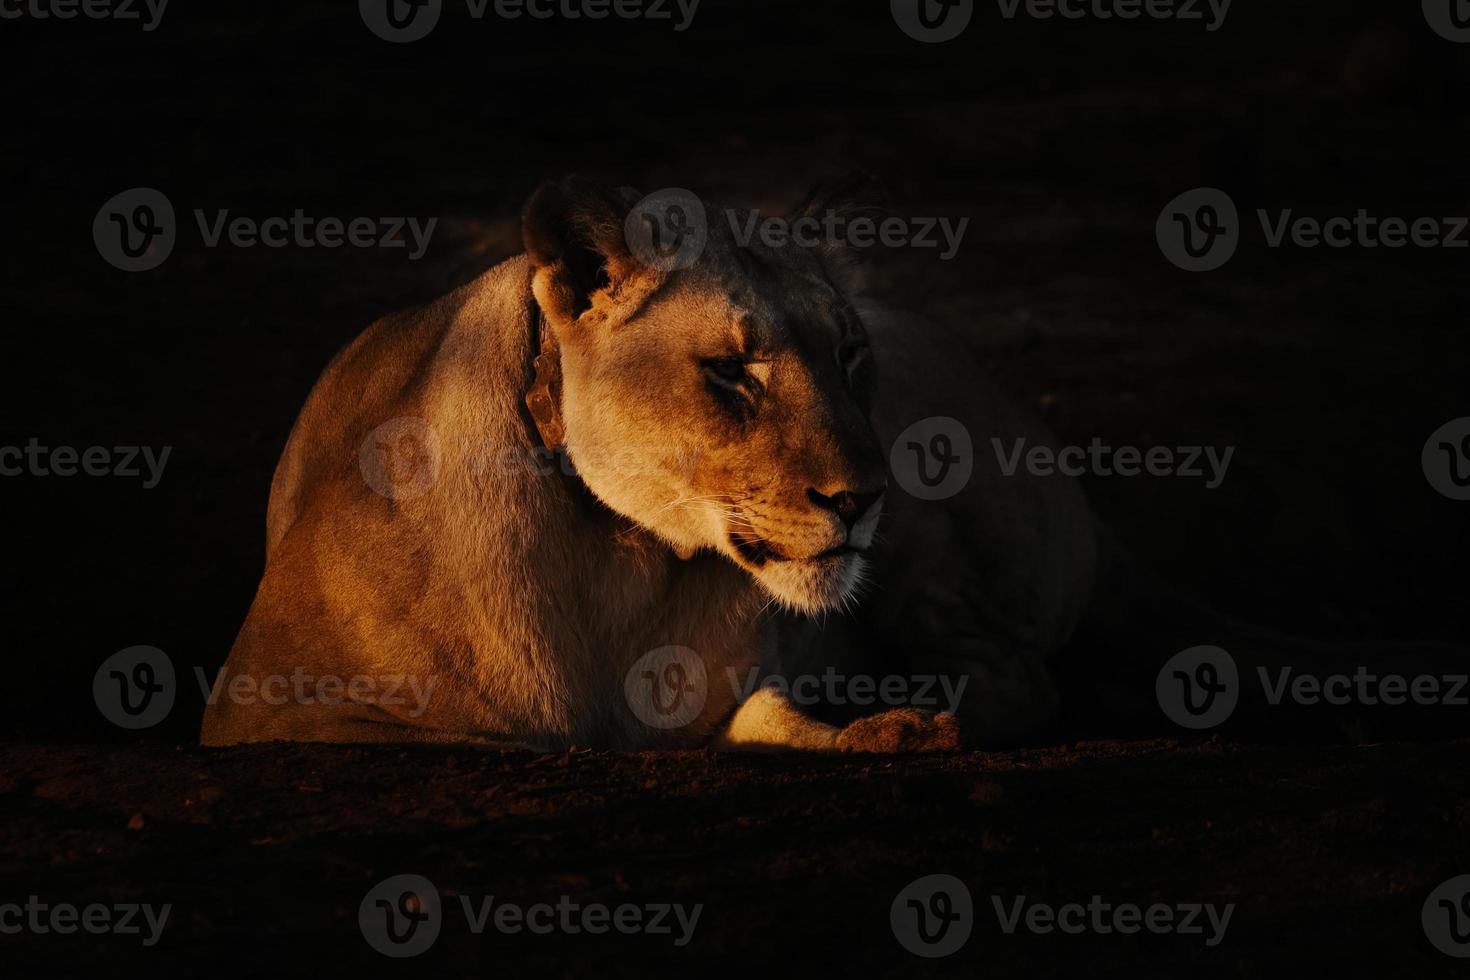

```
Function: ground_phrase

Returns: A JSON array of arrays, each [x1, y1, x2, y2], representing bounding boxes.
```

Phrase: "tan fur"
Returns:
[[201, 178, 1096, 750]]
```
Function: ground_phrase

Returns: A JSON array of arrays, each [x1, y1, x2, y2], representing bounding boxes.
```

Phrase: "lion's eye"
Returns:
[[702, 356, 761, 422], [703, 357, 749, 386]]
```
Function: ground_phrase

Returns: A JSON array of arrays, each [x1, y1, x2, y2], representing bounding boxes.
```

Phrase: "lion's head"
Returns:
[[522, 176, 888, 614]]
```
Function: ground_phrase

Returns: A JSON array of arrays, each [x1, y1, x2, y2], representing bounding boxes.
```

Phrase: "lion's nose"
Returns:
[[807, 484, 886, 532]]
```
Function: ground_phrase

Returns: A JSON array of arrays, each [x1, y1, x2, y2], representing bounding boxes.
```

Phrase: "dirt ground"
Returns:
[[0, 738, 1466, 976]]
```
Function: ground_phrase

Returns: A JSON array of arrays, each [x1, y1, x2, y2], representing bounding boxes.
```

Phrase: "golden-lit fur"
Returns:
[[200, 177, 1096, 750]]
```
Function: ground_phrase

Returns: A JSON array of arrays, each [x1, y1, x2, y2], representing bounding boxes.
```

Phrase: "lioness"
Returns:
[[200, 176, 1097, 750]]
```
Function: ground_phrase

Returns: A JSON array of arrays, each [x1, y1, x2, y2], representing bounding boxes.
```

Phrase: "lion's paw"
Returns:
[[834, 708, 963, 754]]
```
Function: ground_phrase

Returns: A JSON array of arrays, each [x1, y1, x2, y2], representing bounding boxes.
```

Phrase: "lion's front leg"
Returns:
[[712, 687, 962, 753], [712, 687, 842, 751]]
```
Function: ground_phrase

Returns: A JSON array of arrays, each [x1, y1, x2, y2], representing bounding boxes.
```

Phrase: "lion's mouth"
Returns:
[[727, 530, 790, 568], [727, 531, 866, 568]]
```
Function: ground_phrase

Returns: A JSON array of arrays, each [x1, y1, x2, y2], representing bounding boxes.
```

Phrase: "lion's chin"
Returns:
[[749, 553, 868, 616]]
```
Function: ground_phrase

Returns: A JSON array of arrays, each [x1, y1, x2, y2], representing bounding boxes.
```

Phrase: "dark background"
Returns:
[[2, 0, 1467, 745]]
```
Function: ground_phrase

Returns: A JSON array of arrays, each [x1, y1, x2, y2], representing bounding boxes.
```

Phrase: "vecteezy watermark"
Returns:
[[0, 439, 171, 488], [0, 897, 171, 947], [890, 416, 975, 502], [0, 0, 168, 31], [360, 417, 443, 501], [624, 187, 709, 272], [358, 417, 704, 500], [195, 667, 438, 718], [890, 875, 1234, 957], [468, 440, 702, 484], [94, 188, 439, 272], [993, 437, 1234, 489], [93, 647, 438, 729], [623, 189, 969, 269], [992, 894, 1234, 947], [892, 0, 974, 42], [891, 874, 974, 957], [1156, 645, 1237, 729], [893, 0, 1229, 42], [995, 0, 1231, 31], [1424, 875, 1470, 957], [359, 0, 700, 43], [93, 188, 176, 272], [727, 668, 969, 714], [1156, 187, 1239, 272], [1257, 209, 1470, 251], [1160, 187, 1470, 271], [624, 647, 708, 729], [623, 651, 968, 730], [1423, 417, 1470, 501], [460, 895, 701, 947], [94, 646, 176, 729], [1258, 667, 1470, 709], [1424, 0, 1470, 43], [359, 875, 702, 957], [194, 210, 437, 260], [1157, 645, 1470, 730], [360, 875, 442, 958], [726, 210, 970, 261]]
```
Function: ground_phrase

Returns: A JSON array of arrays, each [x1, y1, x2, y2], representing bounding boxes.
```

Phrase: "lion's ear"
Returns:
[[522, 176, 637, 325], [793, 171, 889, 299]]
